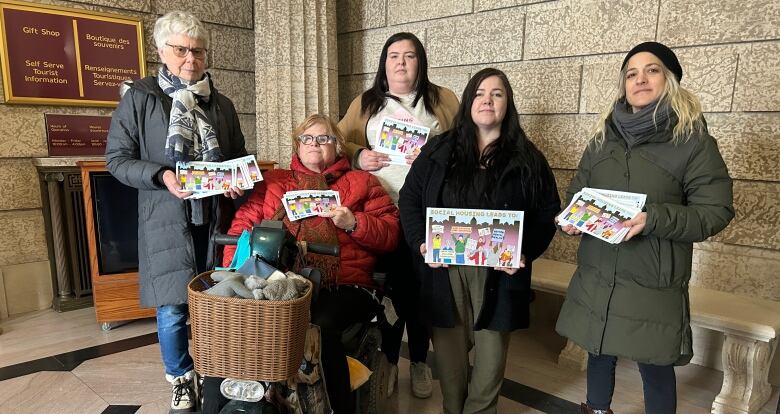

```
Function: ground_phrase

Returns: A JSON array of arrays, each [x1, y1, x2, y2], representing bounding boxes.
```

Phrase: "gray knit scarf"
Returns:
[[158, 66, 223, 162], [612, 99, 673, 148]]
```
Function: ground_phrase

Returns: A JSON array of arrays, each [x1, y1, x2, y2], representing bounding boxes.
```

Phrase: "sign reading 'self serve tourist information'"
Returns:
[[0, 0, 145, 106]]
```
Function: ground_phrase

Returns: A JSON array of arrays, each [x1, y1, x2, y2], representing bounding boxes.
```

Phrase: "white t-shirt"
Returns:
[[365, 94, 442, 204]]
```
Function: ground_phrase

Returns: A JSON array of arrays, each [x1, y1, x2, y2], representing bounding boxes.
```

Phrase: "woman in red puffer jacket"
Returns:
[[207, 114, 399, 414]]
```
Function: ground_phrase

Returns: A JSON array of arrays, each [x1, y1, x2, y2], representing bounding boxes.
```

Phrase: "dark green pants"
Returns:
[[431, 266, 510, 414]]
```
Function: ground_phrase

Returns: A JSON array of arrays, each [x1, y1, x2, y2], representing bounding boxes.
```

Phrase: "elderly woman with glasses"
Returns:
[[106, 11, 247, 413], [200, 114, 400, 414]]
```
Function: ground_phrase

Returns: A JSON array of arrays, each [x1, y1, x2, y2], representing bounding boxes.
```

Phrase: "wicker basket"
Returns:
[[188, 271, 312, 382]]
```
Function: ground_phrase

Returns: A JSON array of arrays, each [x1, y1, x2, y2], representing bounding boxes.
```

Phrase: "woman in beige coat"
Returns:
[[338, 32, 459, 399]]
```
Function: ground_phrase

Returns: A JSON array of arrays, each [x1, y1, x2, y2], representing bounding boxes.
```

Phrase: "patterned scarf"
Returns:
[[157, 66, 223, 162], [273, 169, 342, 289]]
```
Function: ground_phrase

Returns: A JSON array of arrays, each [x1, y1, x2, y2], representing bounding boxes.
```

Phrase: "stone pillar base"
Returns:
[[712, 335, 774, 414], [558, 339, 588, 371], [52, 295, 93, 313]]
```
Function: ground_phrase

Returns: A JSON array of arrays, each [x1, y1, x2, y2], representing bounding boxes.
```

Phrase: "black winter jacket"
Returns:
[[106, 75, 246, 307], [398, 134, 560, 331]]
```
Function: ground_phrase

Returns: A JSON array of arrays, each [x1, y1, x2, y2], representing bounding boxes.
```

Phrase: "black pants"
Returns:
[[191, 223, 210, 274], [377, 237, 430, 364], [587, 353, 677, 413], [312, 286, 377, 414], [201, 376, 228, 414]]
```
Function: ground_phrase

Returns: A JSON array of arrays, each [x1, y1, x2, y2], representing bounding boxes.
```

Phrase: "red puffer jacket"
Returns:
[[223, 155, 400, 289]]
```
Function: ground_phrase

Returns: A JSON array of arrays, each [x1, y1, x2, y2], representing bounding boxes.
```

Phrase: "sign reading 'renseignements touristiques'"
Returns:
[[0, 0, 145, 106]]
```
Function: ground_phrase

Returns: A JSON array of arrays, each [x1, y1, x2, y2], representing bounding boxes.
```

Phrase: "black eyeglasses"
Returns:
[[297, 134, 337, 145], [166, 43, 207, 59]]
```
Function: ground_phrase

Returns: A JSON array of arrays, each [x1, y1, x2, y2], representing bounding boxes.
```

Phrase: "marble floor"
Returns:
[[0, 306, 778, 414]]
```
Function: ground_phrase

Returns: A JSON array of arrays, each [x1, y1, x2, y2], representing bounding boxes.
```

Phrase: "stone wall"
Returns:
[[0, 0, 255, 318], [337, 0, 780, 373]]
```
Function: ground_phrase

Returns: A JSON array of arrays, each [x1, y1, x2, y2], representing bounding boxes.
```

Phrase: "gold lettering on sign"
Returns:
[[85, 32, 126, 49], [22, 26, 60, 37]]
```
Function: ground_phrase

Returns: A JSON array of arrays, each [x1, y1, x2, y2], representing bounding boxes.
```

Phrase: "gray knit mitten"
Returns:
[[263, 279, 299, 301]]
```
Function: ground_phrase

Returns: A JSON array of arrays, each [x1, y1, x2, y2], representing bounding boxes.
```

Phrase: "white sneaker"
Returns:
[[387, 363, 398, 396], [166, 370, 197, 413], [410, 362, 432, 399]]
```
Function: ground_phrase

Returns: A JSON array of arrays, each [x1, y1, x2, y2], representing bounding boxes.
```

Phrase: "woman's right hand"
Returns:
[[161, 170, 192, 199], [358, 149, 391, 171], [420, 243, 447, 268], [556, 214, 582, 236]]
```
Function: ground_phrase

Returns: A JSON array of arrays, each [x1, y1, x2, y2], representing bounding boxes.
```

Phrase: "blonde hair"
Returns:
[[291, 114, 346, 156], [591, 64, 704, 147]]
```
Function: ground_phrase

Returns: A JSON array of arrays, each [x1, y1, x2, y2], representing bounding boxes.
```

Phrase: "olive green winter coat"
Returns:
[[555, 117, 734, 366]]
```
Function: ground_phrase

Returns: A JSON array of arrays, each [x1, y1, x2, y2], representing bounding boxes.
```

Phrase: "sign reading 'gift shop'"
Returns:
[[0, 0, 145, 106]]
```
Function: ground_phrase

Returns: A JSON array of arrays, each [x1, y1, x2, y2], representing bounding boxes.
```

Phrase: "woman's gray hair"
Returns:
[[153, 11, 209, 50]]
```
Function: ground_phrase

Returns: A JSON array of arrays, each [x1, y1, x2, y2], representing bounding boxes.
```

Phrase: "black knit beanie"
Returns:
[[621, 41, 683, 82]]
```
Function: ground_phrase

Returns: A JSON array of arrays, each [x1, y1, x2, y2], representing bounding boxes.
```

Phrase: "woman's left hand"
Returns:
[[223, 186, 244, 200], [319, 206, 357, 231], [495, 255, 526, 275], [622, 212, 647, 241], [405, 152, 419, 165]]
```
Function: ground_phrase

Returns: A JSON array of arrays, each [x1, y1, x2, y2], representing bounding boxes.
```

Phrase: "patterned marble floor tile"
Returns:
[[386, 357, 445, 414], [72, 344, 169, 406], [0, 307, 157, 367], [0, 371, 108, 413], [497, 396, 545, 413], [135, 398, 170, 414]]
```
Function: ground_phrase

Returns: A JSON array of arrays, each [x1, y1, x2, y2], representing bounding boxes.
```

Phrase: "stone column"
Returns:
[[254, 0, 339, 168], [44, 172, 73, 299]]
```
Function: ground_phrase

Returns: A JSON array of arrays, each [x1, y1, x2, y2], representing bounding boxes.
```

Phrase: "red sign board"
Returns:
[[0, 1, 145, 106], [45, 114, 111, 156]]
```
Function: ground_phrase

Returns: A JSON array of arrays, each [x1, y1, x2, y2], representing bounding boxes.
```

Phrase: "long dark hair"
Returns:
[[360, 32, 441, 117], [447, 68, 549, 207]]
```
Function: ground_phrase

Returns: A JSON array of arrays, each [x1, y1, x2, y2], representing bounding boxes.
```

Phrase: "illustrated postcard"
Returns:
[[373, 117, 431, 165], [176, 161, 236, 196], [425, 207, 525, 269], [227, 155, 264, 190], [558, 188, 643, 244], [282, 190, 342, 221]]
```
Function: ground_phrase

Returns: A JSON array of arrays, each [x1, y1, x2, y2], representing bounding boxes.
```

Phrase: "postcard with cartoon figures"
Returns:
[[176, 155, 265, 199], [373, 117, 431, 165], [558, 188, 644, 244], [176, 161, 236, 194], [425, 207, 524, 268], [282, 190, 342, 221], [229, 155, 264, 190]]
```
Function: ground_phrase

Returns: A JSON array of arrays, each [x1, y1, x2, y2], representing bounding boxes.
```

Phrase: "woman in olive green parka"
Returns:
[[555, 42, 734, 414]]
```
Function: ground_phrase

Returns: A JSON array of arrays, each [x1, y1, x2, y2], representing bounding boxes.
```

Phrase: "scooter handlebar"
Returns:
[[212, 233, 239, 246], [305, 242, 340, 257], [211, 233, 339, 257]]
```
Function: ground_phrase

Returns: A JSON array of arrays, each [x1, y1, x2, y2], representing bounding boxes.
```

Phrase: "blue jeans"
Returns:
[[157, 304, 194, 377], [587, 353, 676, 413]]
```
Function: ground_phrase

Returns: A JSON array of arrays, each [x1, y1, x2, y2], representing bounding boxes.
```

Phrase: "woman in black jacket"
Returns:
[[398, 68, 560, 414]]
